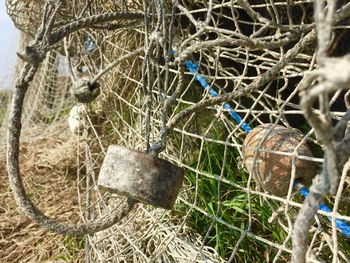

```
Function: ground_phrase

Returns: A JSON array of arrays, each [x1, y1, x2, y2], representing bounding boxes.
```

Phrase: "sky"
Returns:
[[0, 0, 19, 90]]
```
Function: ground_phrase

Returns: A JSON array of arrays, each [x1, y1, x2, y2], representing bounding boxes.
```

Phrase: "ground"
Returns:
[[0, 130, 84, 263]]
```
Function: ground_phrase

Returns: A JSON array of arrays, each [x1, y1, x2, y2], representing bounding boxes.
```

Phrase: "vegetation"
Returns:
[[174, 124, 350, 261], [175, 129, 289, 261]]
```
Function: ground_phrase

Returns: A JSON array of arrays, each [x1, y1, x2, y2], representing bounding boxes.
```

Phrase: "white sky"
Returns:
[[0, 0, 19, 90]]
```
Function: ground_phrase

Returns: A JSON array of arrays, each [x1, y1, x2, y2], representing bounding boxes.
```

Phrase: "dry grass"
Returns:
[[0, 128, 84, 263]]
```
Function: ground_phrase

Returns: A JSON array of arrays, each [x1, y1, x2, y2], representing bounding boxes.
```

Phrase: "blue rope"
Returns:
[[181, 55, 350, 238], [299, 186, 350, 238], [184, 60, 252, 133]]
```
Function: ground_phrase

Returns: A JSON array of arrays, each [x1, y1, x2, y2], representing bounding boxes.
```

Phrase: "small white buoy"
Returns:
[[68, 105, 88, 135]]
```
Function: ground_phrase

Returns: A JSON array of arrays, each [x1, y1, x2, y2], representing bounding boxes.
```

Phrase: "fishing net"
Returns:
[[2, 0, 350, 262]]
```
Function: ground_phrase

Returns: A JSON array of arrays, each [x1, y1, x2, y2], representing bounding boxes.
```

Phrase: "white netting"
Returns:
[[2, 0, 350, 262]]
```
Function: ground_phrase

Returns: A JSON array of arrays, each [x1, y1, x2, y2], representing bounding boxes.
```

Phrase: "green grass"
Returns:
[[173, 121, 350, 262], [54, 236, 85, 262], [173, 125, 292, 261]]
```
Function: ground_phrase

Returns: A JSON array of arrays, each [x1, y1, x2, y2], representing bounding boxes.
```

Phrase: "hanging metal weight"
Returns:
[[98, 145, 184, 210]]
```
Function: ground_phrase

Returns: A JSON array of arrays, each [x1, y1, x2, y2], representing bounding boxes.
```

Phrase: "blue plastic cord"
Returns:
[[184, 60, 252, 133], [180, 55, 350, 238], [299, 186, 350, 238]]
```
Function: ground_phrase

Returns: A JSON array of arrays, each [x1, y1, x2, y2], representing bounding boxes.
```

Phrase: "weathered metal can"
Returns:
[[243, 124, 317, 197], [98, 145, 184, 210]]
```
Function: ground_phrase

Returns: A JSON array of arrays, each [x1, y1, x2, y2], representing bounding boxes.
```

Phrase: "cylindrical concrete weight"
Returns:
[[243, 124, 317, 197], [98, 145, 184, 210]]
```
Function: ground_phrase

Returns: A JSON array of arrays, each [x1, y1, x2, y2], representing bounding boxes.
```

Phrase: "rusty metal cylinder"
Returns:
[[98, 145, 184, 210]]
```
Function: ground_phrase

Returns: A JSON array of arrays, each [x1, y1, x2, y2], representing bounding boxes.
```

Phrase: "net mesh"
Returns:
[[1, 0, 350, 262]]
